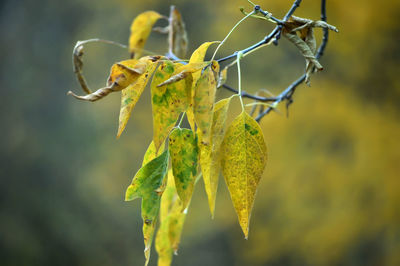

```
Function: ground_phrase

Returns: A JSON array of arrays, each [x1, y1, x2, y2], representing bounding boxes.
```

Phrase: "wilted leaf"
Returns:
[[117, 58, 161, 138], [151, 61, 191, 151], [155, 171, 187, 266], [220, 111, 267, 239], [68, 58, 153, 102], [129, 11, 163, 59], [200, 98, 231, 217], [217, 67, 228, 88], [168, 6, 188, 59], [125, 150, 169, 266], [193, 65, 218, 146], [283, 16, 338, 85], [169, 128, 199, 210]]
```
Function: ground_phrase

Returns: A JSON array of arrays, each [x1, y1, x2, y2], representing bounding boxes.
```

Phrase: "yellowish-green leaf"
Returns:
[[185, 41, 219, 131], [220, 111, 267, 239], [142, 140, 165, 166], [193, 65, 218, 146], [151, 61, 191, 151], [169, 128, 199, 210], [125, 150, 169, 266], [200, 98, 231, 217], [117, 59, 159, 138], [129, 11, 162, 59], [155, 171, 187, 266]]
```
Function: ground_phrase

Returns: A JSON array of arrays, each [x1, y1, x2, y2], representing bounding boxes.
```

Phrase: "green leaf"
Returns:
[[220, 111, 268, 239], [169, 128, 199, 210], [200, 98, 231, 218], [125, 150, 169, 266], [151, 61, 191, 151]]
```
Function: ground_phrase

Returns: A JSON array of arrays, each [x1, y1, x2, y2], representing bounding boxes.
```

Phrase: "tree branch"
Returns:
[[255, 0, 328, 122]]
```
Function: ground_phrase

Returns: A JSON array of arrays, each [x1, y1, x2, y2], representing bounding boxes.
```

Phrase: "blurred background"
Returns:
[[1, 0, 399, 265]]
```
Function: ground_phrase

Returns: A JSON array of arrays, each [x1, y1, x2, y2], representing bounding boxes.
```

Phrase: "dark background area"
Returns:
[[1, 0, 399, 265]]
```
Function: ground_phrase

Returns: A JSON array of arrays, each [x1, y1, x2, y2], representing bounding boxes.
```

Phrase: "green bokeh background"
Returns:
[[1, 0, 399, 265]]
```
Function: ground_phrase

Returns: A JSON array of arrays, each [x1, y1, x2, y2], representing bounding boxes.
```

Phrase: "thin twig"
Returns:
[[255, 0, 328, 122]]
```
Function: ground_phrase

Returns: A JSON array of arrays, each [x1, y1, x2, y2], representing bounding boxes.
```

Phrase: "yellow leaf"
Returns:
[[117, 59, 158, 138], [129, 11, 162, 59], [151, 61, 191, 151], [155, 171, 187, 266], [193, 65, 218, 146], [186, 41, 219, 131], [220, 111, 267, 239], [200, 98, 231, 218], [169, 128, 199, 210]]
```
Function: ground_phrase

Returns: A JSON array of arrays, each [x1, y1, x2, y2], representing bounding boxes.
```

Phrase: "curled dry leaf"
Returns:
[[168, 6, 188, 59], [68, 56, 161, 102], [283, 16, 338, 85]]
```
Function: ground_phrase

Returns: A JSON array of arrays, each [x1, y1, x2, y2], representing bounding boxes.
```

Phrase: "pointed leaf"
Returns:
[[125, 150, 169, 266], [186, 41, 219, 130], [220, 111, 267, 239], [129, 11, 162, 59], [117, 60, 158, 138], [200, 98, 230, 217], [155, 171, 187, 266], [142, 141, 165, 167], [193, 66, 217, 146], [169, 128, 199, 210], [151, 61, 191, 151]]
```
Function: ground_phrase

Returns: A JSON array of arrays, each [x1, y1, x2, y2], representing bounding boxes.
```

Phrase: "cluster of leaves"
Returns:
[[68, 2, 337, 266]]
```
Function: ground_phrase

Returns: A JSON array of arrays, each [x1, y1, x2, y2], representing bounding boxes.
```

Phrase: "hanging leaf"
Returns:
[[155, 170, 187, 266], [117, 58, 161, 138], [129, 11, 163, 59], [142, 140, 165, 166], [220, 111, 268, 239], [168, 6, 188, 59], [185, 41, 219, 131], [169, 128, 199, 210], [200, 98, 231, 217], [125, 150, 169, 266], [151, 61, 191, 151], [193, 64, 218, 146]]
